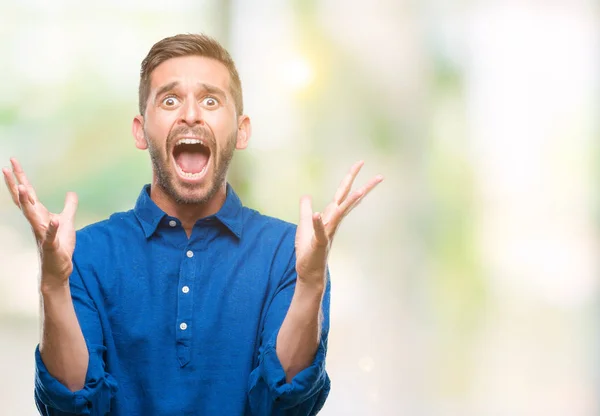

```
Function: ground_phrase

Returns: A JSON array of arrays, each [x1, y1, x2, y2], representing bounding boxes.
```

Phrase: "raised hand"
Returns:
[[294, 161, 383, 286], [3, 158, 78, 288]]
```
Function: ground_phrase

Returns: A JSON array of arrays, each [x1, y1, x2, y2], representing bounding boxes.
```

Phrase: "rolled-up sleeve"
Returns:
[[248, 248, 331, 416], [34, 344, 117, 415], [34, 259, 118, 415]]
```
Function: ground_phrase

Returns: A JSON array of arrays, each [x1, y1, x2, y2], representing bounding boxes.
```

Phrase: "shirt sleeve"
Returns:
[[34, 259, 118, 415], [247, 249, 331, 416]]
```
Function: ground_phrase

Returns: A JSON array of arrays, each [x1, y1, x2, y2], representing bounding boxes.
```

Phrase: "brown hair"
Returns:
[[138, 33, 243, 116]]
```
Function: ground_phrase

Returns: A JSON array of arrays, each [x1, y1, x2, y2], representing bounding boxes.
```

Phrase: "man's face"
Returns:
[[136, 56, 246, 205]]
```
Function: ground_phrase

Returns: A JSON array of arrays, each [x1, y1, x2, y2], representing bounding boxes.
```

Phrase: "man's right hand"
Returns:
[[2, 158, 78, 290]]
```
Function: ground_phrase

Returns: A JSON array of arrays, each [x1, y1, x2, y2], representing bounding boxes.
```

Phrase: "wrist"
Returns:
[[40, 274, 70, 297], [295, 277, 326, 298], [297, 267, 327, 287]]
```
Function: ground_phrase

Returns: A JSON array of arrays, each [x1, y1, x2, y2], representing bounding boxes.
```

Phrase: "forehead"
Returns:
[[150, 55, 231, 94]]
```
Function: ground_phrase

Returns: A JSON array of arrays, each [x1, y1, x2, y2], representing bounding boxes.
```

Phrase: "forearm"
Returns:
[[276, 279, 325, 383], [39, 277, 89, 392]]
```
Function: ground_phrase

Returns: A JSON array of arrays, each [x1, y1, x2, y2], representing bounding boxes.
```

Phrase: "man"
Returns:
[[3, 34, 382, 415]]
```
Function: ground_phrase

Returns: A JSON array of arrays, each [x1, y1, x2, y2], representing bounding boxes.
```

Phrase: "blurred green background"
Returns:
[[1, 0, 599, 415]]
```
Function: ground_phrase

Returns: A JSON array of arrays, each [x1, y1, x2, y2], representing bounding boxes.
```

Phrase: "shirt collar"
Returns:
[[214, 184, 244, 239], [133, 183, 244, 239], [133, 185, 166, 238]]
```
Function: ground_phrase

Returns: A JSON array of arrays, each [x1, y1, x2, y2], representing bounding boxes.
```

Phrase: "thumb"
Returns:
[[61, 192, 78, 222], [41, 215, 60, 251]]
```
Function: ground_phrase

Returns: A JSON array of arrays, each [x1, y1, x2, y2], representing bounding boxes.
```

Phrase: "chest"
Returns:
[[96, 235, 276, 355]]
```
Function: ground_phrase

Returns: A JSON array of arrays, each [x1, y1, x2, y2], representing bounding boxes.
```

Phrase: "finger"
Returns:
[[10, 158, 38, 201], [2, 167, 20, 207], [338, 174, 383, 215], [17, 184, 35, 212], [326, 175, 384, 233], [338, 190, 364, 219], [333, 160, 364, 205], [11, 158, 31, 187], [61, 192, 78, 222], [17, 185, 43, 238], [42, 216, 59, 251], [323, 193, 362, 237], [312, 212, 328, 245]]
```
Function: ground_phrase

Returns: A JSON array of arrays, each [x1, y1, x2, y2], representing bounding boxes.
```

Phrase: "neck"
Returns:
[[149, 179, 227, 237]]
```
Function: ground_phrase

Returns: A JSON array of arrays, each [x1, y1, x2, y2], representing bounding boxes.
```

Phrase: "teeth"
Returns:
[[176, 138, 205, 146], [175, 162, 208, 179]]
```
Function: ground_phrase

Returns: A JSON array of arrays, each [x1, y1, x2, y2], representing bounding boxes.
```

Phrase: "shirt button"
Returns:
[[182, 286, 190, 294], [169, 220, 177, 227], [186, 250, 194, 258], [180, 322, 188, 330]]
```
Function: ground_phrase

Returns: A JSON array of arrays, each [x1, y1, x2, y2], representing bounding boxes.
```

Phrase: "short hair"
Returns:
[[138, 33, 243, 116]]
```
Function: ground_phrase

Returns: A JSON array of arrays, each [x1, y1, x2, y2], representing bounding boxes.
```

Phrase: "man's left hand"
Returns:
[[294, 160, 383, 288]]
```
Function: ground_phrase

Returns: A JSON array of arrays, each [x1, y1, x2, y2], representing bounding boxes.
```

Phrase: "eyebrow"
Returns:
[[154, 81, 228, 103], [154, 81, 179, 101], [198, 83, 227, 99]]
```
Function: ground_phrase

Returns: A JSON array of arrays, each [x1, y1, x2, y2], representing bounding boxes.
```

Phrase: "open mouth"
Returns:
[[172, 138, 211, 180]]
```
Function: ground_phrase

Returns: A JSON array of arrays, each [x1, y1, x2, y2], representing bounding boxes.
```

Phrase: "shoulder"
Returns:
[[238, 207, 298, 276], [238, 206, 297, 259], [77, 209, 137, 236], [240, 206, 296, 241], [74, 209, 140, 256]]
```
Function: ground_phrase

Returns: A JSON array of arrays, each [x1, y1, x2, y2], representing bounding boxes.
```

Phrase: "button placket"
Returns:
[[176, 245, 197, 367]]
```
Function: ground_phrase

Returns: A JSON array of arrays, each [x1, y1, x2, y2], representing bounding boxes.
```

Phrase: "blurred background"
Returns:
[[1, 0, 599, 414]]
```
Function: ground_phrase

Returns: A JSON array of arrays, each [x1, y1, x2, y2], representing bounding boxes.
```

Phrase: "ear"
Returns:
[[235, 115, 251, 150], [132, 115, 148, 150]]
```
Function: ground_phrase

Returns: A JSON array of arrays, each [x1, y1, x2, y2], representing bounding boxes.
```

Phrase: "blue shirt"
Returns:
[[34, 184, 331, 415]]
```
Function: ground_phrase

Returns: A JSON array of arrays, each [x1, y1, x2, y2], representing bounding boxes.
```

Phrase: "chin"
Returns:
[[169, 179, 218, 206]]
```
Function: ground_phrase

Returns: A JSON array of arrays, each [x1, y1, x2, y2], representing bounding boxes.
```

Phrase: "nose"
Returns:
[[179, 97, 204, 126]]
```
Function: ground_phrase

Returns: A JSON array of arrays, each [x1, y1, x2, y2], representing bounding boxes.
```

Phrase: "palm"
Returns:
[[34, 201, 76, 273], [295, 161, 383, 284]]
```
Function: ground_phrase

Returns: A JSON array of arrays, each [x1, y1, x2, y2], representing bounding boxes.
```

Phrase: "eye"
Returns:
[[202, 96, 219, 107], [162, 96, 180, 107]]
